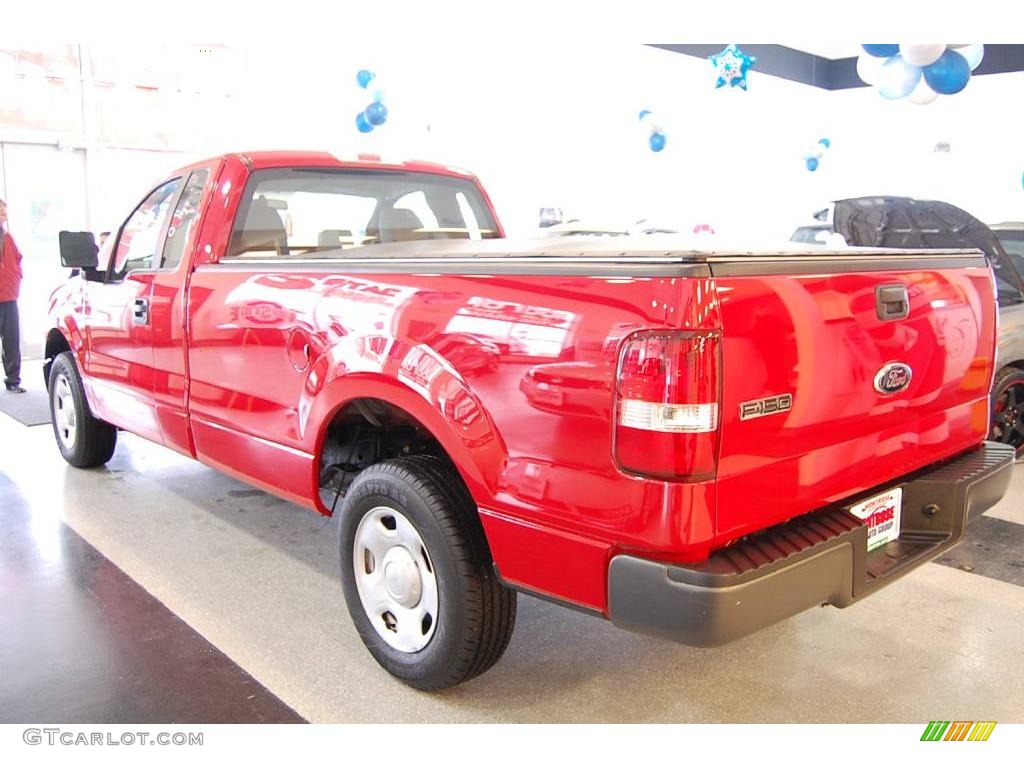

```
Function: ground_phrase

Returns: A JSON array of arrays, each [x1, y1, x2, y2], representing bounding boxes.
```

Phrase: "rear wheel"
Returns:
[[338, 455, 517, 690], [990, 366, 1024, 457], [48, 352, 117, 468]]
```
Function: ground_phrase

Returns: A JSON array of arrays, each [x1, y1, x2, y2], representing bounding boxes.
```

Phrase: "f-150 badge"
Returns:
[[874, 363, 913, 395], [739, 394, 793, 421]]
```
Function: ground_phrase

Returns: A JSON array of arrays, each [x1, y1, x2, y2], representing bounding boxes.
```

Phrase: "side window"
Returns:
[[160, 169, 210, 270], [1008, 254, 1024, 287], [995, 233, 1024, 307], [110, 178, 182, 278], [992, 253, 1024, 308]]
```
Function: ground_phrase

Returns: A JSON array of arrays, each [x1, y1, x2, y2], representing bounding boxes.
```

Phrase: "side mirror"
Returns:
[[59, 231, 99, 269]]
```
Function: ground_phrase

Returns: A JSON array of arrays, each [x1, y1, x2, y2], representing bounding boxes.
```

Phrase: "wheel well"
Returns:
[[43, 330, 72, 390], [317, 398, 463, 514]]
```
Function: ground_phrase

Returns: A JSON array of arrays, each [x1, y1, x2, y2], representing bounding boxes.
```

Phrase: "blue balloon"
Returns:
[[356, 69, 375, 89], [862, 44, 900, 58], [365, 101, 388, 126], [818, 137, 831, 149], [355, 112, 374, 133], [877, 55, 922, 99], [806, 157, 819, 172], [649, 132, 666, 152], [923, 49, 971, 95], [638, 109, 652, 121]]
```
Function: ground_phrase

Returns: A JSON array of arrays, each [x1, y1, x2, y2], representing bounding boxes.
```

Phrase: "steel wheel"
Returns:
[[52, 373, 78, 451], [352, 505, 439, 653], [338, 456, 517, 689]]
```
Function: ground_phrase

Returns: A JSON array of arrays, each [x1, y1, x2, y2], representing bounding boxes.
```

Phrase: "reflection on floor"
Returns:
[[0, 471, 303, 724], [1, 394, 1022, 723]]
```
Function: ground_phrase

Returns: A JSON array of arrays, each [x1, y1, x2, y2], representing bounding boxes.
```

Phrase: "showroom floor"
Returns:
[[1, 364, 1023, 724]]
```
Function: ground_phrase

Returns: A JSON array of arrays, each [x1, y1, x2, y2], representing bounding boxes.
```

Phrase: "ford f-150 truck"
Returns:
[[45, 151, 1014, 690]]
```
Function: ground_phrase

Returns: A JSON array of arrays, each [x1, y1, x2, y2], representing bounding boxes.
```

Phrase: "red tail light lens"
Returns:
[[614, 330, 721, 481]]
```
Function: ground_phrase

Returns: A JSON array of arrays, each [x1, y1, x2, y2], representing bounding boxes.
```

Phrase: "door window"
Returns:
[[160, 169, 210, 271], [110, 178, 182, 278]]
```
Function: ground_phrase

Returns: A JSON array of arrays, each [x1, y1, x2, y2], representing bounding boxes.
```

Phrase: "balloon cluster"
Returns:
[[857, 45, 984, 104], [638, 110, 667, 153], [804, 138, 831, 172], [355, 69, 388, 133]]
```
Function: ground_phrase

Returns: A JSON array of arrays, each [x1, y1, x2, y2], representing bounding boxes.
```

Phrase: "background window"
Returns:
[[995, 232, 1024, 284]]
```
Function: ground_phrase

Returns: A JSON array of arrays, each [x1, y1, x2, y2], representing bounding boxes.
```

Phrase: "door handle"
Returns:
[[133, 297, 150, 326], [876, 284, 909, 321]]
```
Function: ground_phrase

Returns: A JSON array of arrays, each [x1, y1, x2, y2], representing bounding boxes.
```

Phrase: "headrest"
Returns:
[[318, 229, 353, 248]]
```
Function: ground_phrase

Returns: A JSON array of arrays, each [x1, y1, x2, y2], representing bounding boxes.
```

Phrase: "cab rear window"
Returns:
[[225, 168, 499, 259]]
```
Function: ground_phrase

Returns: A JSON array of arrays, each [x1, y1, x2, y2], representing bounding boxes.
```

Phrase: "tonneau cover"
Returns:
[[226, 235, 986, 264]]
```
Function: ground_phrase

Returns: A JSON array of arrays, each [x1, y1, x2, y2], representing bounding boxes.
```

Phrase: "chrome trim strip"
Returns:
[[191, 416, 314, 460]]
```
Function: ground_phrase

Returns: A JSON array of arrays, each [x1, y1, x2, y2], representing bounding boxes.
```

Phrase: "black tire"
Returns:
[[48, 351, 117, 468], [338, 455, 517, 690], [990, 366, 1024, 457]]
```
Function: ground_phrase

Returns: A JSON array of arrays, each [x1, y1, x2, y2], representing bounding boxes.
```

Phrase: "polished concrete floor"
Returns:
[[1, 371, 1023, 723]]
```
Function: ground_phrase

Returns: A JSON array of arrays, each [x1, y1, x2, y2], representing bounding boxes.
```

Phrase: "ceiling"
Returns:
[[783, 44, 863, 61]]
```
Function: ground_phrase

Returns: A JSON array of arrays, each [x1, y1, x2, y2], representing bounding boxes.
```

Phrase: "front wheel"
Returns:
[[48, 351, 117, 468], [338, 455, 517, 690]]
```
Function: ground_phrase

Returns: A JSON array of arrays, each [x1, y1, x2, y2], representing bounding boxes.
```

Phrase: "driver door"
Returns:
[[81, 177, 182, 444]]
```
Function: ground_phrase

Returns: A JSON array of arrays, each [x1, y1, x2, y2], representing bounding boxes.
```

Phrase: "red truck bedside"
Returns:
[[45, 151, 1015, 690]]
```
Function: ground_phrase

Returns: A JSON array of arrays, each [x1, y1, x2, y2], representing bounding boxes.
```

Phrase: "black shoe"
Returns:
[[5, 384, 26, 394]]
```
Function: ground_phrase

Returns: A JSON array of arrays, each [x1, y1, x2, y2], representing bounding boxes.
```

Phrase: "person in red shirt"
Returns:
[[0, 198, 26, 394]]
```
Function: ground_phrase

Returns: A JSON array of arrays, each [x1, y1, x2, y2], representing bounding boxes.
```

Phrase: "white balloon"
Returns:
[[856, 53, 885, 86], [370, 81, 388, 103], [908, 78, 939, 105], [899, 44, 946, 67], [960, 43, 985, 71], [639, 111, 662, 134]]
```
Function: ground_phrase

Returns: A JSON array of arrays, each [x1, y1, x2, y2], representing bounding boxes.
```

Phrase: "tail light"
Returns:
[[614, 330, 721, 481]]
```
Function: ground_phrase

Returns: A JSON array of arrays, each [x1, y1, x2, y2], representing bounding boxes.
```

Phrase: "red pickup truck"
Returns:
[[46, 151, 1014, 690]]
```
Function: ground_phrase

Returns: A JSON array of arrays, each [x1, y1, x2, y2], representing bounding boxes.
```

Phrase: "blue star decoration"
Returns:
[[709, 44, 757, 90]]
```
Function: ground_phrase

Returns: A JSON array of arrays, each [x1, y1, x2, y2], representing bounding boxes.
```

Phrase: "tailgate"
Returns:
[[711, 256, 997, 542]]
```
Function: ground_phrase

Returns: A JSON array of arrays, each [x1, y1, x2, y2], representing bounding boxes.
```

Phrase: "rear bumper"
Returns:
[[608, 441, 1015, 646]]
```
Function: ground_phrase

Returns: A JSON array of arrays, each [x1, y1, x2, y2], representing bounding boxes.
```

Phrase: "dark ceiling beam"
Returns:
[[648, 44, 1024, 90]]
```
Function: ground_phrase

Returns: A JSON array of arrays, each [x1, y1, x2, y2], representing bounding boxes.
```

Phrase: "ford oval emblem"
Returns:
[[874, 363, 913, 396]]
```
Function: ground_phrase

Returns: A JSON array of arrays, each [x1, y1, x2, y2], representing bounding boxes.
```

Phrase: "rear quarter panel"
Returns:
[[185, 265, 721, 610]]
